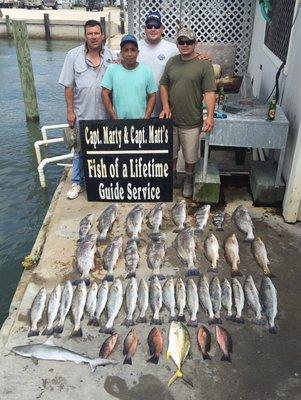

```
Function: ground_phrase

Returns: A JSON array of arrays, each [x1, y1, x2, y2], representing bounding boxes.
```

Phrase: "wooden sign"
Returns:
[[79, 118, 173, 202]]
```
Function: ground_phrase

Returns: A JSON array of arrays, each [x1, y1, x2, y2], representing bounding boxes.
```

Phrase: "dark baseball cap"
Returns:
[[145, 11, 162, 26], [120, 34, 138, 48]]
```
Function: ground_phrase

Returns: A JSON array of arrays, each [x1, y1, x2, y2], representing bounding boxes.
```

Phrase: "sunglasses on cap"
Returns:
[[146, 21, 161, 29], [177, 39, 195, 46]]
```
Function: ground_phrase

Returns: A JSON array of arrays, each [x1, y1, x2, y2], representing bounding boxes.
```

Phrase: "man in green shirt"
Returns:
[[160, 27, 216, 198]]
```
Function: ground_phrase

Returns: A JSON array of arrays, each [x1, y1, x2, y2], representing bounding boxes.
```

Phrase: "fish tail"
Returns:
[[221, 353, 232, 362], [42, 327, 54, 336], [231, 269, 243, 277], [122, 318, 135, 327], [53, 325, 64, 334], [234, 316, 244, 324], [136, 316, 147, 323], [147, 354, 159, 364], [243, 235, 254, 243], [207, 267, 218, 273], [123, 355, 132, 365], [187, 319, 198, 327], [252, 317, 264, 325], [125, 272, 136, 279], [177, 315, 186, 322], [97, 235, 109, 245], [149, 232, 165, 241], [225, 314, 234, 321], [264, 271, 276, 278], [70, 327, 83, 338], [213, 317, 223, 325], [148, 274, 166, 281], [185, 268, 201, 277], [104, 274, 114, 283], [28, 329, 39, 337], [168, 370, 183, 387], [99, 327, 114, 334], [208, 317, 215, 325], [202, 352, 211, 360], [269, 325, 277, 334], [89, 317, 99, 326], [72, 278, 90, 286], [151, 318, 162, 325]]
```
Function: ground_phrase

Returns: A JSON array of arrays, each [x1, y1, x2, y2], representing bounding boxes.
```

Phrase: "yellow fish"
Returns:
[[166, 321, 192, 387]]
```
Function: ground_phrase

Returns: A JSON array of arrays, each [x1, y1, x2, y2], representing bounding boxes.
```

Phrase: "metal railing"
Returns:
[[34, 124, 74, 188]]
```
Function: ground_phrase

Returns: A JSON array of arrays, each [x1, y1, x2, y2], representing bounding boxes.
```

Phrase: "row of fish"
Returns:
[[74, 201, 262, 285], [74, 225, 272, 286], [13, 321, 232, 387], [79, 202, 256, 245], [28, 273, 278, 338]]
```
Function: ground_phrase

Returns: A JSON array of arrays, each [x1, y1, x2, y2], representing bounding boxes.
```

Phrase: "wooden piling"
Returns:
[[12, 20, 39, 122], [100, 16, 106, 44], [44, 13, 51, 41], [120, 0, 125, 34], [5, 15, 12, 39]]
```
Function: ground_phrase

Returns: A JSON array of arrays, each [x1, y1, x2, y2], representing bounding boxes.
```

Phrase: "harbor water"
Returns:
[[0, 38, 77, 326]]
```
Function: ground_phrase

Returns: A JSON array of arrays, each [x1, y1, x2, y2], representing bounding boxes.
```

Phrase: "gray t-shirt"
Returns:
[[59, 44, 117, 120]]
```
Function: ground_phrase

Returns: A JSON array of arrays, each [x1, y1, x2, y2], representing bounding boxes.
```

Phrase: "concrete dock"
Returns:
[[0, 169, 300, 400], [0, 8, 122, 41]]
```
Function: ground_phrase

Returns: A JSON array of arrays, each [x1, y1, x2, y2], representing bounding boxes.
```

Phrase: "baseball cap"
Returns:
[[120, 34, 138, 48], [175, 27, 196, 41], [145, 11, 162, 26]]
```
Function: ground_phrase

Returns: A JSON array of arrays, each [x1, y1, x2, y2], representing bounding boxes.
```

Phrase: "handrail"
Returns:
[[35, 124, 74, 188]]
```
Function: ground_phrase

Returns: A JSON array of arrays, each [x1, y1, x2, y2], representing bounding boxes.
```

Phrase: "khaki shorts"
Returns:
[[173, 126, 202, 164]]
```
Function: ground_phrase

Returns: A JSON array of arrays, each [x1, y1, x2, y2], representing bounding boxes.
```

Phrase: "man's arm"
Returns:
[[159, 85, 172, 118], [203, 91, 216, 132], [65, 87, 76, 128], [101, 88, 117, 119], [144, 93, 156, 119]]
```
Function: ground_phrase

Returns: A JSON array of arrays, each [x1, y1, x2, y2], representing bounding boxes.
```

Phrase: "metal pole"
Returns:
[[44, 13, 51, 41], [12, 20, 39, 122]]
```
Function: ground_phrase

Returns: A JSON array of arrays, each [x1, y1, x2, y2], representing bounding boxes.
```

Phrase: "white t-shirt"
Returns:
[[138, 38, 178, 116], [138, 38, 178, 84]]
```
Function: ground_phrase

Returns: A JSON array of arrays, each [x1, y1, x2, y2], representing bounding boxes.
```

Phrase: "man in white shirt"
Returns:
[[137, 11, 179, 117]]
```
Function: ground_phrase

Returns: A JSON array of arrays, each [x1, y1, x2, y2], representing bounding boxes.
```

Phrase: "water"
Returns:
[[0, 38, 78, 326]]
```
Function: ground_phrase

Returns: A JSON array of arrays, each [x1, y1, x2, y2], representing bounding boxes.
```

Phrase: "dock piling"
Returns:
[[44, 13, 51, 41], [5, 15, 12, 39], [12, 20, 39, 122], [100, 16, 106, 43], [120, 1, 125, 34]]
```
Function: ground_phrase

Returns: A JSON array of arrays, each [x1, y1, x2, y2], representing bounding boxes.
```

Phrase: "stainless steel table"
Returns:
[[202, 104, 289, 187]]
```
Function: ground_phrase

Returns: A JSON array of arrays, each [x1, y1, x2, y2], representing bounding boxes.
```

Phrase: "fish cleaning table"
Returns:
[[202, 104, 289, 187]]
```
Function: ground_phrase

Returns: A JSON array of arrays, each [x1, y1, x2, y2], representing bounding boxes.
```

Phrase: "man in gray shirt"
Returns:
[[59, 19, 117, 199]]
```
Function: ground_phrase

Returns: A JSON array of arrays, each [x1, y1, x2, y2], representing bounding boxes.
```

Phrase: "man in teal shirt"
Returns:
[[101, 35, 157, 119]]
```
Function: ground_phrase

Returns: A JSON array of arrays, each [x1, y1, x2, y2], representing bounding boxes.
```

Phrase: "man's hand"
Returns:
[[159, 107, 172, 119], [196, 53, 212, 62], [67, 109, 76, 128], [202, 116, 214, 133]]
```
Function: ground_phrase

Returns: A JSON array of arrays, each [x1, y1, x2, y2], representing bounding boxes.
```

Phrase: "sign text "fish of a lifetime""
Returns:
[[80, 119, 173, 203]]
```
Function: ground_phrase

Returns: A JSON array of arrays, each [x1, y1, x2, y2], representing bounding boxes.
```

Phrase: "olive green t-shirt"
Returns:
[[160, 56, 216, 128]]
